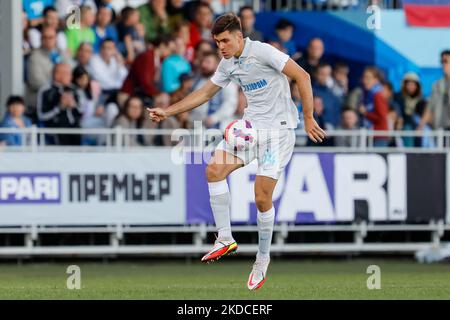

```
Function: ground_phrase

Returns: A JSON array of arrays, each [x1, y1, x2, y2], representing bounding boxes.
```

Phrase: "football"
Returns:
[[224, 119, 257, 152]]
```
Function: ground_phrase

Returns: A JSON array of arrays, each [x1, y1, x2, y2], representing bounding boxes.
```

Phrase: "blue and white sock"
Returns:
[[257, 207, 275, 260]]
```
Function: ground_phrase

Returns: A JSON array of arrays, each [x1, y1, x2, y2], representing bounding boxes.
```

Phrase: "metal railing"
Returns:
[[249, 0, 401, 12], [0, 220, 448, 257], [0, 126, 448, 153]]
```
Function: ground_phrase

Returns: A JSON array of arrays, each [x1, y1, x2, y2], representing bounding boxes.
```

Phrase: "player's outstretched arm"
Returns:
[[282, 59, 326, 143], [147, 80, 222, 122]]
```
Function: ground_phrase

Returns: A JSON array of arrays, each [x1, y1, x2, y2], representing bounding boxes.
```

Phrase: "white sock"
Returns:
[[257, 207, 275, 260], [208, 180, 233, 241]]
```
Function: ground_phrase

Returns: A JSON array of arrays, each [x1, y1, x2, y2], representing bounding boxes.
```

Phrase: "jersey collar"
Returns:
[[233, 37, 250, 64]]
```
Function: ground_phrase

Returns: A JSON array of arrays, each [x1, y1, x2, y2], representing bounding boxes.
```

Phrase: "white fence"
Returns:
[[0, 126, 448, 153]]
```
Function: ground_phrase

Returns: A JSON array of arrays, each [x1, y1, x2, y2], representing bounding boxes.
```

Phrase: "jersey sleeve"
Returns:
[[210, 59, 231, 88], [255, 42, 290, 73]]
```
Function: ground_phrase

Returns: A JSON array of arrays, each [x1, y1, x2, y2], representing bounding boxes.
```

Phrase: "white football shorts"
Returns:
[[215, 129, 296, 180]]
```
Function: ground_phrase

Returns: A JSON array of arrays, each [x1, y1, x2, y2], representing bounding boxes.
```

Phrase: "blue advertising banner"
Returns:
[[186, 152, 445, 224]]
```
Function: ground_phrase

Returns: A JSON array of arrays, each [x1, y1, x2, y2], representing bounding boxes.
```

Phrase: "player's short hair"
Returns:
[[6, 95, 25, 108], [211, 13, 242, 36]]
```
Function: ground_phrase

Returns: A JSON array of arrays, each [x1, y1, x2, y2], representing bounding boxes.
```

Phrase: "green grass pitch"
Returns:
[[0, 259, 449, 299]]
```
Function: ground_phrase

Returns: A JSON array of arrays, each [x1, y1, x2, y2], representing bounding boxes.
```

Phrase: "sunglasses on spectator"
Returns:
[[441, 59, 450, 64]]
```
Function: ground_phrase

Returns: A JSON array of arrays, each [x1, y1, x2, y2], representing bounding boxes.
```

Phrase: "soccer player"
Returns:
[[148, 13, 326, 290]]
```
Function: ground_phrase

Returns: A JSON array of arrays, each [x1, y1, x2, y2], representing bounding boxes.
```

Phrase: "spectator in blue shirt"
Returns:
[[313, 62, 343, 130], [161, 37, 191, 94], [92, 5, 119, 54], [0, 96, 32, 146], [274, 18, 300, 60]]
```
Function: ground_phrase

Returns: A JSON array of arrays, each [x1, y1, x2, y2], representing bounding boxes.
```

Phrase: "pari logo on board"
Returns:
[[0, 173, 61, 204]]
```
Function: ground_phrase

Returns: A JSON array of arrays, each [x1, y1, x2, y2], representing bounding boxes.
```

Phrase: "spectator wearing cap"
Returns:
[[0, 96, 32, 146], [394, 72, 428, 147], [138, 0, 170, 43], [161, 37, 192, 94], [238, 6, 263, 42], [420, 50, 450, 135]]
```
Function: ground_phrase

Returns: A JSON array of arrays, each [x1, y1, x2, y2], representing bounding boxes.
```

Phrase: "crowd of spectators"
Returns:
[[1, 0, 449, 149]]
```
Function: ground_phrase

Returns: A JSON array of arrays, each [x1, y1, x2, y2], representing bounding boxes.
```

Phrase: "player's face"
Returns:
[[213, 30, 243, 59]]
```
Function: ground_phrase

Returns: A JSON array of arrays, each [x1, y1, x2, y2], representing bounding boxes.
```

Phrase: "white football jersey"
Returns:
[[211, 38, 299, 129]]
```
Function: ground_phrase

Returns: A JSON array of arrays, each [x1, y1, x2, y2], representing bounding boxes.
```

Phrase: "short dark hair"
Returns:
[[6, 95, 25, 107], [341, 106, 356, 114], [120, 6, 137, 22], [238, 6, 254, 17], [441, 49, 450, 59], [333, 62, 349, 72], [275, 18, 294, 31], [211, 13, 242, 36], [151, 34, 174, 48], [43, 6, 57, 16], [100, 37, 115, 47]]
